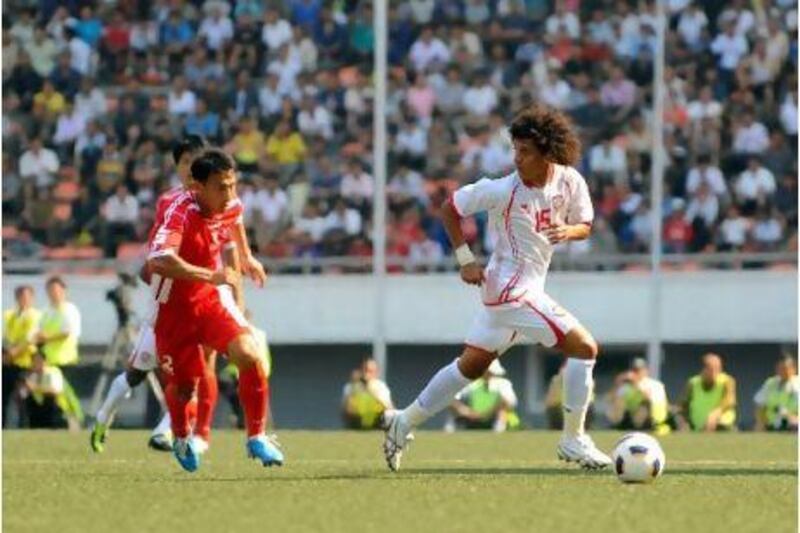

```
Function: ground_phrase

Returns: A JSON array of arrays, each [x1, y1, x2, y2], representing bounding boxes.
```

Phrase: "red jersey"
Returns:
[[148, 193, 231, 309], [148, 186, 244, 245]]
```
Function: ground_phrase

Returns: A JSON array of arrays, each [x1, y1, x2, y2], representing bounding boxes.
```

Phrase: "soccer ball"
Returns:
[[612, 432, 665, 483]]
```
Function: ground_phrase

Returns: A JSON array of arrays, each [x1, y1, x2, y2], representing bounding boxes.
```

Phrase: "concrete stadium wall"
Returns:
[[4, 271, 797, 345]]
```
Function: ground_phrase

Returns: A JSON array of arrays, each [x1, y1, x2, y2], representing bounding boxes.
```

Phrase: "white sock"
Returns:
[[403, 359, 471, 427], [562, 358, 596, 439], [96, 372, 132, 425], [152, 412, 172, 437]]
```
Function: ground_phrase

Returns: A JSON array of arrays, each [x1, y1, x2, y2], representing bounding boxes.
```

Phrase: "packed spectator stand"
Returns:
[[2, 0, 797, 273]]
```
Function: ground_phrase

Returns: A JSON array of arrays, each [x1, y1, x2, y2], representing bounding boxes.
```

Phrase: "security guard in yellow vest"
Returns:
[[680, 353, 737, 431], [3, 285, 41, 426], [607, 358, 671, 435], [35, 277, 82, 367], [754, 356, 799, 432]]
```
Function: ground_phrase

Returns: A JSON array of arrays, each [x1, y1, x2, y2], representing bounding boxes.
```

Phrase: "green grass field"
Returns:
[[3, 430, 796, 533]]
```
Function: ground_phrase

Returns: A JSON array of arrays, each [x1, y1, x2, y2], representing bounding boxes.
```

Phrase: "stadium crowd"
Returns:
[[2, 0, 797, 271]]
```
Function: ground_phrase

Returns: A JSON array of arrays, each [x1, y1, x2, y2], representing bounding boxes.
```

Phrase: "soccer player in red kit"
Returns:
[[91, 136, 264, 455], [147, 149, 282, 472]]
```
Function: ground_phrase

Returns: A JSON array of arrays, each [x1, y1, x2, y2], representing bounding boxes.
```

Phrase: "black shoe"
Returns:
[[148, 433, 173, 452]]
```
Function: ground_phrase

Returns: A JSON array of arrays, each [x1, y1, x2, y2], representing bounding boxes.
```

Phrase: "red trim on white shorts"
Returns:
[[523, 299, 566, 346], [483, 290, 528, 307]]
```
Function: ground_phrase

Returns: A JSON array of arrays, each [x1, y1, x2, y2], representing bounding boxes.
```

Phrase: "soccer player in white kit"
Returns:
[[383, 104, 612, 470]]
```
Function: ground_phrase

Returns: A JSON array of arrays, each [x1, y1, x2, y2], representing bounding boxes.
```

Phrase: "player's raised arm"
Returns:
[[231, 219, 267, 287]]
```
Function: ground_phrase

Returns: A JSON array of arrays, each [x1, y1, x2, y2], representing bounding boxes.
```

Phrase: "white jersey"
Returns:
[[452, 165, 593, 305]]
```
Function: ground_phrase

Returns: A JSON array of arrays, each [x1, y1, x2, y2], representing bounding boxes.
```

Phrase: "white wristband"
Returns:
[[454, 244, 476, 266]]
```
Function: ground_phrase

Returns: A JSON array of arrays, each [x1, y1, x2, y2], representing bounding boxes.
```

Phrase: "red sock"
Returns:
[[238, 363, 267, 438], [195, 372, 218, 440], [187, 397, 198, 428], [165, 383, 193, 439]]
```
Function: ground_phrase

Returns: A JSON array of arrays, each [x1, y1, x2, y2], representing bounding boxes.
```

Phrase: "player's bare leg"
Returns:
[[227, 333, 284, 467], [555, 325, 612, 470], [193, 347, 219, 454], [383, 345, 496, 471]]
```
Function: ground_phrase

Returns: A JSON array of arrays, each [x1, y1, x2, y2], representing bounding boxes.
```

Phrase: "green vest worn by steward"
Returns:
[[762, 376, 799, 428], [689, 373, 736, 430], [40, 304, 79, 366], [348, 382, 385, 429], [464, 379, 521, 430], [621, 381, 668, 426]]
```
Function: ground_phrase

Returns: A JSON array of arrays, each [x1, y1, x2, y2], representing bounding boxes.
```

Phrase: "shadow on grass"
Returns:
[[666, 468, 797, 477]]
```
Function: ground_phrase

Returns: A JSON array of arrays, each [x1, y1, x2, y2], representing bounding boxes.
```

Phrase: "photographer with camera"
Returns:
[[606, 358, 670, 435], [754, 355, 799, 432], [341, 358, 393, 430]]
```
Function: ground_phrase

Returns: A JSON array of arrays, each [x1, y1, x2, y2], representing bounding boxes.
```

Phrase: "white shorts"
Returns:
[[128, 324, 158, 372], [465, 292, 580, 355]]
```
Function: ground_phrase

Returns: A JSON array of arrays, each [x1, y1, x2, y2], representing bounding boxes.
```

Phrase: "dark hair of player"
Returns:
[[14, 285, 33, 298], [45, 276, 66, 289], [508, 104, 582, 166], [190, 149, 235, 184], [172, 134, 208, 165]]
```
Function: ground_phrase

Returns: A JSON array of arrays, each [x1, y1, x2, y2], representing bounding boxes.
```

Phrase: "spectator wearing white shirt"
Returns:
[[258, 74, 283, 119], [545, 0, 580, 40], [538, 69, 572, 109], [388, 165, 428, 207], [733, 113, 769, 154], [266, 44, 302, 98], [167, 75, 197, 116], [677, 4, 708, 51], [198, 5, 234, 51], [297, 95, 333, 140], [246, 176, 290, 250], [718, 205, 750, 250], [687, 86, 723, 125], [780, 91, 797, 138], [685, 183, 720, 228], [751, 208, 784, 251], [73, 77, 107, 123], [261, 8, 293, 53], [735, 157, 776, 215], [589, 138, 627, 184], [463, 73, 499, 117], [102, 184, 139, 257], [340, 160, 374, 208], [66, 28, 93, 76], [293, 201, 327, 248], [53, 103, 87, 152], [394, 120, 427, 168], [408, 26, 451, 72], [19, 138, 59, 190], [710, 22, 748, 91], [322, 197, 363, 255], [685, 155, 728, 199]]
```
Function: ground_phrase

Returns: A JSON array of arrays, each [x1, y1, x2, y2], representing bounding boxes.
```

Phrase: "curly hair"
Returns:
[[508, 104, 582, 166]]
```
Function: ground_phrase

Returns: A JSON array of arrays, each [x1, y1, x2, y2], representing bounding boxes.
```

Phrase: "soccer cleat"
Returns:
[[173, 437, 200, 472], [191, 436, 210, 455], [382, 409, 413, 472], [90, 422, 107, 453], [246, 435, 284, 467], [148, 432, 173, 452], [557, 434, 613, 470]]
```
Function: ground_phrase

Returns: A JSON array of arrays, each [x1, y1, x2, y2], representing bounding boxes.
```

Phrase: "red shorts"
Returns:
[[154, 292, 248, 384]]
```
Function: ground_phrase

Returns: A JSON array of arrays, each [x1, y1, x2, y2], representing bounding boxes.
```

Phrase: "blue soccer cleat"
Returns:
[[246, 435, 284, 467], [173, 436, 200, 472]]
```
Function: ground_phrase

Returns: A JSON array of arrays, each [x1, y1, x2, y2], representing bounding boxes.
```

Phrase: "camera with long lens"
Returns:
[[106, 272, 137, 329]]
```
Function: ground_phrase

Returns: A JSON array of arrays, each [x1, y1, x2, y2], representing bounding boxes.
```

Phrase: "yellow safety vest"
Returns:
[[621, 381, 668, 425], [762, 376, 799, 428], [40, 304, 79, 366], [3, 307, 42, 369], [346, 382, 385, 429], [689, 373, 736, 430]]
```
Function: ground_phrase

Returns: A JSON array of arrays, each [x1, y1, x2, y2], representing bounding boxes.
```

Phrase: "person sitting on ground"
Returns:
[[341, 358, 393, 430], [754, 355, 798, 432], [606, 357, 671, 435], [678, 352, 737, 431], [445, 359, 520, 432]]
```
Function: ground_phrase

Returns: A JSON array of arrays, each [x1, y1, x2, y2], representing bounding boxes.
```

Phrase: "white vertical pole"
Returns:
[[372, 0, 388, 379], [647, 0, 666, 379]]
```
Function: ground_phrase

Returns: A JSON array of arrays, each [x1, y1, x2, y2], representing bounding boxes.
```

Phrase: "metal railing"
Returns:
[[3, 251, 796, 276]]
